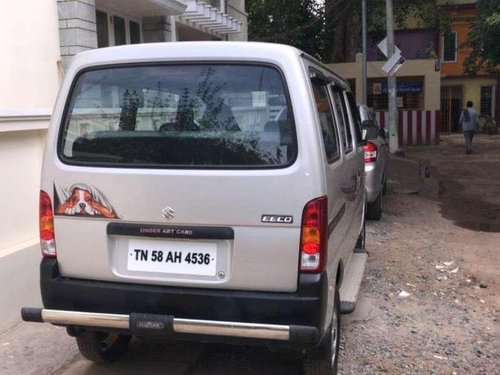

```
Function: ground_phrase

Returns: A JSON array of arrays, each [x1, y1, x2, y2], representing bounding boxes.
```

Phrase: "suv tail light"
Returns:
[[300, 196, 327, 273], [40, 190, 57, 257], [363, 141, 378, 163]]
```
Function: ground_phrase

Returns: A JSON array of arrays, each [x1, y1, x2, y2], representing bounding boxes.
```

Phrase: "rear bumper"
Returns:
[[21, 308, 317, 344], [29, 259, 328, 348]]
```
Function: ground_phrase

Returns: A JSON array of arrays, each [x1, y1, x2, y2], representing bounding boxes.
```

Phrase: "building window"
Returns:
[[130, 21, 141, 44], [443, 31, 457, 62], [113, 16, 126, 46], [96, 10, 109, 48], [367, 78, 424, 111], [95, 9, 141, 47], [480, 86, 493, 117]]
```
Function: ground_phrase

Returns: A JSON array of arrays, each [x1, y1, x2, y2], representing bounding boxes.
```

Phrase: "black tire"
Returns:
[[303, 289, 341, 375], [366, 192, 382, 221], [76, 331, 131, 363]]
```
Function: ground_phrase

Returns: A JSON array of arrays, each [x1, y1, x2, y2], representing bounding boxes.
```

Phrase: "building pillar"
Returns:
[[226, 0, 247, 41], [142, 16, 175, 43], [57, 0, 97, 70]]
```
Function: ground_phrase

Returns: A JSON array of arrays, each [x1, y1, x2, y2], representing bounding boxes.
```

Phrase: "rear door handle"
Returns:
[[341, 185, 356, 195]]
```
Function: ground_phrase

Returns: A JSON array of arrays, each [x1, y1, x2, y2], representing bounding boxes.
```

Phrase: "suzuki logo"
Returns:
[[162, 207, 175, 220]]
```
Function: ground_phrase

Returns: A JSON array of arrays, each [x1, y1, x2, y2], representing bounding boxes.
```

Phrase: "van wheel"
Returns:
[[76, 331, 131, 363], [303, 289, 341, 375], [366, 192, 382, 221]]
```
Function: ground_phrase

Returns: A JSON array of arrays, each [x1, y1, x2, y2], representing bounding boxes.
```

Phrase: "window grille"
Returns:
[[480, 86, 493, 117]]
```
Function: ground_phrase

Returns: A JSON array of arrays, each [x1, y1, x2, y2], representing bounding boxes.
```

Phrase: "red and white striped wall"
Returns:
[[375, 110, 441, 146]]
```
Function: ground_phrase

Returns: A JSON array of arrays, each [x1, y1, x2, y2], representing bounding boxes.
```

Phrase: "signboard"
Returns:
[[377, 37, 402, 59], [382, 51, 406, 76], [378, 81, 423, 94], [378, 37, 405, 76]]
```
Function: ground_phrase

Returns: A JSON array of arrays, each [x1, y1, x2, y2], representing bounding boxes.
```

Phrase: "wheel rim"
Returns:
[[330, 306, 339, 368]]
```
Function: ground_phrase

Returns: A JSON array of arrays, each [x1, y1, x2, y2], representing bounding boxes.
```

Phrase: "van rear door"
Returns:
[[309, 77, 348, 270], [48, 63, 312, 292]]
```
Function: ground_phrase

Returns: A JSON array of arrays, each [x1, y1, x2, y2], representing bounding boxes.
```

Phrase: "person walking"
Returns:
[[459, 101, 478, 154]]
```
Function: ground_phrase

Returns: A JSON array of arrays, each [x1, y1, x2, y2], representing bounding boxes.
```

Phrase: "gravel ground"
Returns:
[[339, 134, 499, 375]]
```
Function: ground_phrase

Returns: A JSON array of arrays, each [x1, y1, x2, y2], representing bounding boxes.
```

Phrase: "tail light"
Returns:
[[40, 190, 57, 257], [363, 141, 378, 163], [299, 196, 327, 273]]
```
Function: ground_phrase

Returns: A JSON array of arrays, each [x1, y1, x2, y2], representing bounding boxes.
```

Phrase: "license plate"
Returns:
[[127, 239, 217, 276]]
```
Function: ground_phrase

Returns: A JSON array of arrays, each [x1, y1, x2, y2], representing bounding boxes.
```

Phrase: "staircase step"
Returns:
[[339, 253, 368, 314]]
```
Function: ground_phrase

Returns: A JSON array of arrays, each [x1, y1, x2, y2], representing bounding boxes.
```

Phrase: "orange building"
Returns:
[[440, 2, 498, 132]]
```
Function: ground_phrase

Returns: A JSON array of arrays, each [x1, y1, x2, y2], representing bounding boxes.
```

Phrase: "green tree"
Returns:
[[324, 0, 449, 63], [246, 0, 325, 58], [324, 0, 361, 63], [247, 0, 449, 63], [463, 0, 500, 74]]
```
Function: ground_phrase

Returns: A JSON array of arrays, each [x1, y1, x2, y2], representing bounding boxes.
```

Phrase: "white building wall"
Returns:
[[0, 1, 61, 110], [0, 0, 60, 254], [226, 0, 247, 41], [58, 0, 98, 69], [0, 130, 46, 251], [0, 0, 61, 330]]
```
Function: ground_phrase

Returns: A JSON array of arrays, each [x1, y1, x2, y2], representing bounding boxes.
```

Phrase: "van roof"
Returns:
[[71, 41, 301, 66], [67, 42, 347, 87]]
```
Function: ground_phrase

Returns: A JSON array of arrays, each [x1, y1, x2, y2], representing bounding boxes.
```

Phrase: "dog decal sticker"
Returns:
[[54, 183, 118, 219]]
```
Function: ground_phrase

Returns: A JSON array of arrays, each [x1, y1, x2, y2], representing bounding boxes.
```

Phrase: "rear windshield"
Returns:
[[59, 64, 296, 168]]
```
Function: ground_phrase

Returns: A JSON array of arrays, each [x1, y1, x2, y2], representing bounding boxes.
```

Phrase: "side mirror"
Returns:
[[362, 120, 379, 140]]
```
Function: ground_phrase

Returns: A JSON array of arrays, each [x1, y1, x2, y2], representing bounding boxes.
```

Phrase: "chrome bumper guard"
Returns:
[[21, 308, 318, 343]]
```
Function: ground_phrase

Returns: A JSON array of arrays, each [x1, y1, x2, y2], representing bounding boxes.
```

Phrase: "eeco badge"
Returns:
[[261, 215, 293, 224]]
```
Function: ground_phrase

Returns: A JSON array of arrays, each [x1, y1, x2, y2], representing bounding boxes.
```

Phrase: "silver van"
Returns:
[[359, 104, 388, 220], [23, 42, 367, 374]]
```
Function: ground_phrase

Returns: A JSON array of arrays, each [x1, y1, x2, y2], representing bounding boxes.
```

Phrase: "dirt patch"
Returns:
[[406, 134, 500, 233]]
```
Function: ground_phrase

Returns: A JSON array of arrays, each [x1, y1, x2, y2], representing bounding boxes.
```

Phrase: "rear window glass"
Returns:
[[59, 64, 296, 168]]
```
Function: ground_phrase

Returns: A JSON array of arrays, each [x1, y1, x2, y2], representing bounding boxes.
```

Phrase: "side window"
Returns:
[[311, 79, 340, 163], [345, 91, 363, 144], [330, 87, 353, 153]]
